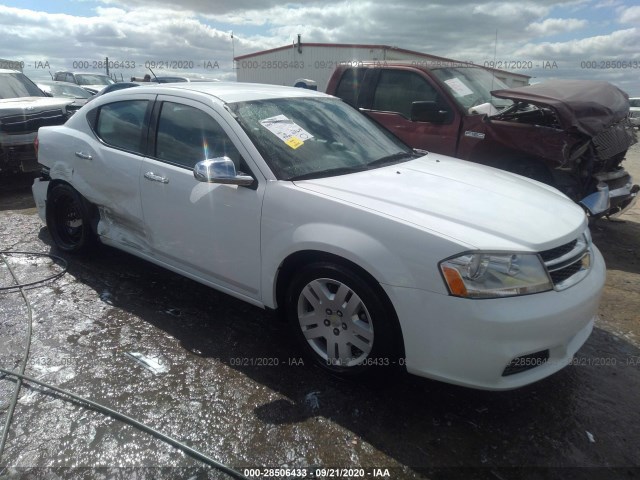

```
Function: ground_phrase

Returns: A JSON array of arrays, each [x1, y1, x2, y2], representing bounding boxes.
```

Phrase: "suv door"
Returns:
[[140, 96, 264, 302], [361, 69, 460, 156]]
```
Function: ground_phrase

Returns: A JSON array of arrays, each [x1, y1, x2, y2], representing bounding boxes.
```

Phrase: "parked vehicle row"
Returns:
[[0, 69, 75, 174], [325, 62, 638, 217], [33, 83, 605, 390]]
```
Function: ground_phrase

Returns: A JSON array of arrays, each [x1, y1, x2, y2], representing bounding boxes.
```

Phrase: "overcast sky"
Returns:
[[0, 0, 638, 93]]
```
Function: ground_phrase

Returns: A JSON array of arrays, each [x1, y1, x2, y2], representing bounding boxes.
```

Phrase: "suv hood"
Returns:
[[294, 155, 586, 251], [491, 80, 630, 137], [0, 96, 74, 113]]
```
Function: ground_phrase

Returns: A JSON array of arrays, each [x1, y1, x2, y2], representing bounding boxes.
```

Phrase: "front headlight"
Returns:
[[440, 252, 552, 299]]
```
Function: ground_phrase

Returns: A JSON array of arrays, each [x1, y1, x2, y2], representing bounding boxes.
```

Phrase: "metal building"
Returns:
[[234, 41, 530, 92]]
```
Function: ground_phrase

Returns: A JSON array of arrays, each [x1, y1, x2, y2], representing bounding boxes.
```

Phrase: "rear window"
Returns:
[[94, 100, 149, 153]]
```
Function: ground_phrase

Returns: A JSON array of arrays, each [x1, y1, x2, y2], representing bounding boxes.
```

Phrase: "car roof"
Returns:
[[38, 80, 84, 86], [125, 81, 331, 103], [55, 71, 111, 76]]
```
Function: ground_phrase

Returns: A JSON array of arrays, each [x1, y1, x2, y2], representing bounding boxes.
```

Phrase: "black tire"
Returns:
[[46, 184, 95, 253], [285, 261, 402, 377]]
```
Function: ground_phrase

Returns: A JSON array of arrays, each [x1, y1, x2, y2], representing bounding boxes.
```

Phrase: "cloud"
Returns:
[[0, 1, 638, 93], [526, 18, 588, 37], [619, 5, 640, 24]]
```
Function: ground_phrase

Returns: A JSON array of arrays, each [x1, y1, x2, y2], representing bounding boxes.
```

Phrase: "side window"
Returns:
[[155, 102, 243, 170], [95, 100, 148, 153], [335, 68, 366, 107], [66, 73, 75, 83], [372, 70, 441, 118]]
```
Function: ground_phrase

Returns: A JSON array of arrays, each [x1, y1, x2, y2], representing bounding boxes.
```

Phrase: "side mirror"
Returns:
[[193, 157, 254, 186], [410, 101, 449, 123]]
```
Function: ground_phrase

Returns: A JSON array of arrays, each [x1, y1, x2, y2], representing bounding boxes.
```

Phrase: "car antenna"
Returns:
[[147, 67, 159, 81], [48, 69, 53, 80], [490, 29, 497, 93]]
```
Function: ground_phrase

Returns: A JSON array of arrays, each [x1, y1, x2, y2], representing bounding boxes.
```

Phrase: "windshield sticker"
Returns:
[[444, 78, 474, 97], [260, 114, 313, 149]]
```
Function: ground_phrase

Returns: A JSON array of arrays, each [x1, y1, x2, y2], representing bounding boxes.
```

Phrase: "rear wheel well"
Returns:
[[275, 250, 405, 356], [47, 180, 100, 236]]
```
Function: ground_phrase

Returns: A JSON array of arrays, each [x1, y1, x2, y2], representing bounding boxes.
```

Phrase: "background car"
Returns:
[[53, 71, 116, 94], [37, 80, 93, 109], [630, 97, 640, 128], [84, 81, 141, 103], [32, 83, 605, 390], [0, 69, 74, 174]]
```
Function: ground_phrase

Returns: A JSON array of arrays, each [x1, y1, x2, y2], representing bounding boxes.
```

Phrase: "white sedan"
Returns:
[[32, 83, 605, 390]]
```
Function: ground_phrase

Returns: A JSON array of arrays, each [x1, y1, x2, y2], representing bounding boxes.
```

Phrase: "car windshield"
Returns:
[[431, 67, 513, 113], [0, 72, 46, 99], [630, 99, 640, 108], [75, 74, 115, 86], [229, 97, 413, 180], [48, 83, 92, 98]]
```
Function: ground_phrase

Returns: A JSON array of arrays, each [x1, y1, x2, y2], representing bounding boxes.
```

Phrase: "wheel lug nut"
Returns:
[[326, 308, 332, 315], [333, 328, 340, 336], [342, 323, 347, 330], [324, 319, 330, 326], [337, 310, 343, 317]]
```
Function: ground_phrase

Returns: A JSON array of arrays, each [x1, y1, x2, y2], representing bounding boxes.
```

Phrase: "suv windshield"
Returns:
[[431, 67, 513, 112], [0, 72, 46, 99], [47, 83, 92, 99], [75, 74, 115, 86], [229, 97, 413, 180]]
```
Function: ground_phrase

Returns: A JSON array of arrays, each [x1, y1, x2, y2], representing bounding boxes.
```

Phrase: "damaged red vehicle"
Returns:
[[326, 63, 638, 217]]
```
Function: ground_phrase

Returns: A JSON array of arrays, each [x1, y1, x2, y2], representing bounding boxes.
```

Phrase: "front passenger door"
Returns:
[[363, 69, 460, 156], [140, 97, 264, 302]]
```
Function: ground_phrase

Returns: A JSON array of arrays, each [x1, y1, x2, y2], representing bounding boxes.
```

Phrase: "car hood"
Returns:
[[491, 80, 630, 137], [293, 155, 586, 251], [0, 96, 73, 113]]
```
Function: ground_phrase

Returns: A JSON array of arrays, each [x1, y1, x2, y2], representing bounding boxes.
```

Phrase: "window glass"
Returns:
[[230, 97, 411, 180], [95, 100, 148, 153], [373, 70, 440, 118], [335, 68, 366, 107], [155, 102, 242, 170]]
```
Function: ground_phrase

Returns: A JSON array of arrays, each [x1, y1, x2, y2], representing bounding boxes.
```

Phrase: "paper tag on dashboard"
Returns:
[[260, 114, 313, 149]]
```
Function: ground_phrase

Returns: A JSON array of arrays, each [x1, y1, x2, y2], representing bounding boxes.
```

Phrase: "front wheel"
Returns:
[[285, 262, 401, 377], [46, 184, 94, 253]]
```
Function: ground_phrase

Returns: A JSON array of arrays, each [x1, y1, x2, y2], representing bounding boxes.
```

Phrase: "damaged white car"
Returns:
[[33, 83, 605, 390]]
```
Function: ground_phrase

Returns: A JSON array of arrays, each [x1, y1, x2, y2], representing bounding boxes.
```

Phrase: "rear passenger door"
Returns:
[[139, 96, 264, 301], [79, 94, 155, 251]]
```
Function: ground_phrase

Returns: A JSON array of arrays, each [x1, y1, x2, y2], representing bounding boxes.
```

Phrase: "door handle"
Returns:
[[75, 151, 92, 161], [144, 172, 169, 184]]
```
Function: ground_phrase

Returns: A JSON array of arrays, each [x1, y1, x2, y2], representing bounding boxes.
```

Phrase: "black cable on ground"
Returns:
[[0, 251, 249, 480], [0, 251, 68, 291], [0, 367, 249, 480], [0, 253, 33, 458]]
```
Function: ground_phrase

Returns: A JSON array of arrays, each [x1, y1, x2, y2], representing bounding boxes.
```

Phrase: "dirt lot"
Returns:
[[0, 144, 639, 480]]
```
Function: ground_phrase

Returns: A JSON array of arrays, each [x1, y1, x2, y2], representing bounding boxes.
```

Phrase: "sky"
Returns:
[[0, 0, 638, 93]]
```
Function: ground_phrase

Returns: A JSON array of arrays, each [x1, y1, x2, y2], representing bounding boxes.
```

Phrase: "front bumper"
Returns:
[[580, 169, 639, 217], [383, 244, 606, 390]]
